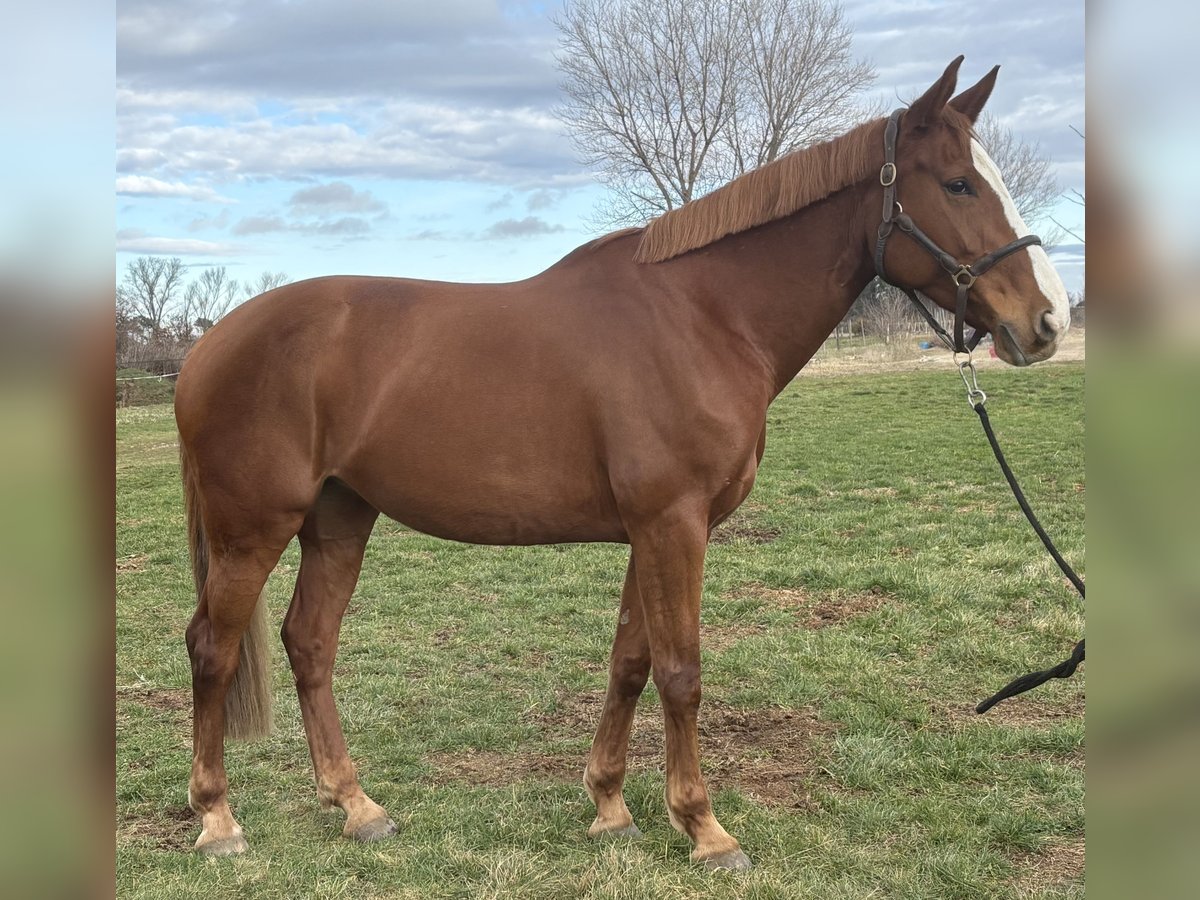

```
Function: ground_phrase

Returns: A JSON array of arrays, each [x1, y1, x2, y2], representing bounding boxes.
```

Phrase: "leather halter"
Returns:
[[873, 108, 1043, 354]]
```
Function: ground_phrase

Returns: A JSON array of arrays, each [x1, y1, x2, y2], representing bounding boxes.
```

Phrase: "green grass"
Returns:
[[117, 364, 1084, 899], [117, 368, 176, 407]]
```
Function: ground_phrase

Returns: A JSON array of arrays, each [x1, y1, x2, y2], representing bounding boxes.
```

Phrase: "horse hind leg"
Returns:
[[584, 554, 651, 839], [186, 543, 288, 856], [281, 479, 394, 842]]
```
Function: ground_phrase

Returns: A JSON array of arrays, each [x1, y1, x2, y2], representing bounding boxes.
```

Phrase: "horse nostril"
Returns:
[[1037, 311, 1060, 343]]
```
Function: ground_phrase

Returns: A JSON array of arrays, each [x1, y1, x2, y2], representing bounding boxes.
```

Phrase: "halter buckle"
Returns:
[[953, 266, 976, 288], [879, 162, 897, 186]]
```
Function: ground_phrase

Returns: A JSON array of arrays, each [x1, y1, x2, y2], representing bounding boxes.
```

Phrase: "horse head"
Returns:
[[875, 57, 1070, 365]]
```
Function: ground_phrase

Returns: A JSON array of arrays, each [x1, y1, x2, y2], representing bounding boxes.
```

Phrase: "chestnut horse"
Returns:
[[175, 58, 1069, 869]]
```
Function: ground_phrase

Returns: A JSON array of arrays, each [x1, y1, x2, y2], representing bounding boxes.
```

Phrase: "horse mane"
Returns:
[[634, 117, 885, 264]]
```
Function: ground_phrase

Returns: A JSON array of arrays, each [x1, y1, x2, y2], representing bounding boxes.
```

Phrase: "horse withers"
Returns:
[[175, 57, 1069, 869]]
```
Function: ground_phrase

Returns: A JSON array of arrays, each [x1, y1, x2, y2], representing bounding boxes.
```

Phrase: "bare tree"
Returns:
[[555, 0, 875, 226], [116, 256, 186, 333], [242, 271, 290, 302], [116, 289, 138, 361], [974, 113, 1060, 227], [724, 0, 876, 173], [1050, 123, 1085, 245], [862, 282, 920, 344], [185, 266, 241, 332], [168, 286, 196, 344]]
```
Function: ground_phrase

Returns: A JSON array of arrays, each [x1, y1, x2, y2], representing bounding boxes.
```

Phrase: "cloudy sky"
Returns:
[[116, 0, 1084, 293]]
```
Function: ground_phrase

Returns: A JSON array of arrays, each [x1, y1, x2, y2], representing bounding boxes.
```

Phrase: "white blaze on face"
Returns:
[[969, 139, 1070, 337]]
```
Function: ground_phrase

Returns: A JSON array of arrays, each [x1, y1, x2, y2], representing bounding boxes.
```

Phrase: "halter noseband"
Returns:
[[873, 108, 1043, 354]]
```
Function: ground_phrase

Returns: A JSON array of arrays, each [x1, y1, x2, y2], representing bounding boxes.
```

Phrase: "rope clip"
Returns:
[[955, 352, 986, 407]]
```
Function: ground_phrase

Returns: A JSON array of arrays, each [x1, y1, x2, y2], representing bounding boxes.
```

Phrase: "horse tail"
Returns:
[[180, 441, 273, 740]]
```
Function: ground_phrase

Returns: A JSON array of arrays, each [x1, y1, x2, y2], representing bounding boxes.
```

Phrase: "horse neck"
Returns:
[[684, 180, 876, 396]]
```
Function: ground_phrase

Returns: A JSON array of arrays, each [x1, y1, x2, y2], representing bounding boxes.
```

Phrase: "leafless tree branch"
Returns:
[[554, 0, 876, 226], [117, 256, 186, 333], [973, 114, 1061, 228]]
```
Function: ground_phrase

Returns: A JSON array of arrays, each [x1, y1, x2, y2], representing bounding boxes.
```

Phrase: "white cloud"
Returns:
[[232, 213, 373, 237], [115, 175, 234, 203], [117, 100, 584, 187], [288, 181, 386, 215], [115, 231, 241, 256], [483, 216, 565, 239], [116, 1, 583, 191]]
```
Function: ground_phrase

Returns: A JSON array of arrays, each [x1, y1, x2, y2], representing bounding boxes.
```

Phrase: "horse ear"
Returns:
[[949, 65, 1000, 124], [908, 56, 964, 126]]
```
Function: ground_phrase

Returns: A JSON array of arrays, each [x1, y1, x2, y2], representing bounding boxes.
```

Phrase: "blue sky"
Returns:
[[116, 0, 1084, 293]]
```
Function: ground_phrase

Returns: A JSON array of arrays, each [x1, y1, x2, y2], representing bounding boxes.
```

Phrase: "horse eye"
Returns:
[[946, 179, 973, 196]]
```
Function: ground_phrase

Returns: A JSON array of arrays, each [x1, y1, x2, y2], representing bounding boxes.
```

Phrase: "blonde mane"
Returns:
[[634, 118, 885, 264]]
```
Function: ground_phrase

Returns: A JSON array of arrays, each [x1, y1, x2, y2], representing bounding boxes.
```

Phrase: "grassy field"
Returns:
[[116, 363, 1084, 899]]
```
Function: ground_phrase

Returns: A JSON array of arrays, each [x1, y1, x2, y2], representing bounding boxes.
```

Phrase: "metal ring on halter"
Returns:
[[953, 266, 976, 288], [880, 162, 897, 186]]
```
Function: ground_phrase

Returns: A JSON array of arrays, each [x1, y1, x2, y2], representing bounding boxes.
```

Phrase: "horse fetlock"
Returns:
[[585, 763, 638, 838], [187, 776, 229, 816], [664, 781, 711, 833], [315, 771, 364, 812], [583, 760, 624, 799]]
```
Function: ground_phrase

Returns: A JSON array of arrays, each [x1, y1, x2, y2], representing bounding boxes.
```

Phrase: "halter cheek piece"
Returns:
[[873, 108, 1043, 354]]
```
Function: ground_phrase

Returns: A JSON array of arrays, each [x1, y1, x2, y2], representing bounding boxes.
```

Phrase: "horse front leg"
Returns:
[[585, 554, 651, 838], [281, 481, 395, 842], [628, 508, 751, 871]]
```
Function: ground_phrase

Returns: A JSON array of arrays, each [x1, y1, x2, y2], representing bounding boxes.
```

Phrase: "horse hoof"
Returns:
[[349, 817, 398, 843], [590, 821, 643, 840], [701, 847, 752, 872], [195, 831, 249, 857]]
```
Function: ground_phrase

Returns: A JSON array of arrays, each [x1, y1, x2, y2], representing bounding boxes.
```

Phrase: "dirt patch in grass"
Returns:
[[429, 695, 835, 809], [116, 804, 196, 852], [426, 749, 577, 786], [1010, 837, 1085, 896], [117, 553, 149, 572], [701, 621, 769, 653], [729, 583, 895, 629], [710, 511, 782, 545], [940, 690, 1085, 729], [121, 686, 191, 713]]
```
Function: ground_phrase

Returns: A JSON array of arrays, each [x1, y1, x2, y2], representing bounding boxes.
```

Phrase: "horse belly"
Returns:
[[338, 432, 625, 546]]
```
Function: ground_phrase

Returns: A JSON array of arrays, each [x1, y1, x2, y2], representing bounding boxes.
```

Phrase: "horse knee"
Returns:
[[653, 660, 701, 712], [281, 617, 330, 690], [611, 654, 651, 699]]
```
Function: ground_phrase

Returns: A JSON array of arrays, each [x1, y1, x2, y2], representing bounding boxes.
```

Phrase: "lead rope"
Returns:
[[954, 355, 1085, 713], [872, 107, 1084, 710]]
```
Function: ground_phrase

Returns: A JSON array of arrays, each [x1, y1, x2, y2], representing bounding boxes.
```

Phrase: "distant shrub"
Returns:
[[116, 369, 175, 407]]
